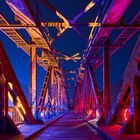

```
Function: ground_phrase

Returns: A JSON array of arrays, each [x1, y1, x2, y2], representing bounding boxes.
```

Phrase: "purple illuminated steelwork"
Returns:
[[7, 0, 34, 21]]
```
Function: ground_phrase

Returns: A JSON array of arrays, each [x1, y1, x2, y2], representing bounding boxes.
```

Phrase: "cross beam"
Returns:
[[0, 23, 139, 29]]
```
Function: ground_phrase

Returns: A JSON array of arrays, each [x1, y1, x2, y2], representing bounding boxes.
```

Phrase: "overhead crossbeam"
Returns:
[[40, 0, 69, 25], [0, 14, 58, 69], [82, 0, 140, 72], [40, 0, 99, 41], [1, 22, 140, 29], [93, 13, 140, 70], [85, 0, 132, 61]]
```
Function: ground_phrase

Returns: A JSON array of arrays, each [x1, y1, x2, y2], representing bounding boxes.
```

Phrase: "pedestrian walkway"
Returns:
[[0, 115, 63, 140], [31, 111, 108, 140]]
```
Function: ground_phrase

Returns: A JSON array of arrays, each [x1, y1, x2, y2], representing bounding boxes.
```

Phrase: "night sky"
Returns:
[[0, 0, 140, 104]]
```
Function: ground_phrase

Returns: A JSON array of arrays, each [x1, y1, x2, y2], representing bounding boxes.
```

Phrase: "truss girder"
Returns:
[[0, 41, 35, 124]]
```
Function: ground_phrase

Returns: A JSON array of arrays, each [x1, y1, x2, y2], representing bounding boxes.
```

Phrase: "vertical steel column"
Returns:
[[4, 81, 8, 117], [0, 73, 6, 133], [76, 83, 80, 113], [56, 77, 59, 112], [58, 77, 62, 111], [81, 78, 85, 114], [88, 66, 103, 115], [85, 67, 94, 116], [103, 45, 110, 119], [60, 85, 63, 111], [82, 71, 86, 115], [133, 75, 140, 133], [51, 68, 54, 109], [84, 69, 88, 115], [30, 46, 37, 115], [57, 77, 60, 110], [74, 83, 78, 112], [61, 86, 64, 111]]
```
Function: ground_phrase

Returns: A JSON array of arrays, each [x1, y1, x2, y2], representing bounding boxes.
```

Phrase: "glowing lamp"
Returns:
[[41, 112, 44, 118], [123, 108, 130, 121], [96, 109, 100, 118], [88, 109, 92, 116]]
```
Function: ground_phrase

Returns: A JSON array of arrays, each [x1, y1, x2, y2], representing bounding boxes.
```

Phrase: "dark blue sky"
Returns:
[[0, 0, 140, 103]]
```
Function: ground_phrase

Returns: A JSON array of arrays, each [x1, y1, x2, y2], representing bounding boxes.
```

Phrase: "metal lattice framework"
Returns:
[[0, 0, 140, 134], [74, 0, 140, 130]]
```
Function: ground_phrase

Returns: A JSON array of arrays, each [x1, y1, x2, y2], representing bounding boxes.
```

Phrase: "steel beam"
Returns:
[[85, 0, 132, 65], [133, 75, 140, 133], [0, 23, 139, 29], [103, 45, 110, 120], [36, 67, 52, 120], [88, 66, 103, 115], [0, 73, 6, 125], [30, 46, 37, 115], [0, 71, 20, 134]]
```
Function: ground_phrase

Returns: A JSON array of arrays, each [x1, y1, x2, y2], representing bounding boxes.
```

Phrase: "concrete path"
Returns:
[[31, 111, 108, 140]]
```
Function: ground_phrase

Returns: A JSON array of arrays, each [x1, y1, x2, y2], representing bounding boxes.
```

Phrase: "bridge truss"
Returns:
[[0, 0, 140, 135]]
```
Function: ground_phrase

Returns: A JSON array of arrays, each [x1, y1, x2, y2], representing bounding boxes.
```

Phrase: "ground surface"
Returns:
[[31, 111, 108, 140]]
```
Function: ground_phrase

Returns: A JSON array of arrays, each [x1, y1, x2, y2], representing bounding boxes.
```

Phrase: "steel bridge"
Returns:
[[0, 0, 140, 139]]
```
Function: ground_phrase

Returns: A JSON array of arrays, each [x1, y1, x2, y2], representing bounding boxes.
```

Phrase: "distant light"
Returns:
[[88, 22, 101, 27], [96, 109, 100, 117], [87, 109, 93, 116], [41, 112, 44, 118], [123, 108, 130, 121], [89, 110, 92, 115]]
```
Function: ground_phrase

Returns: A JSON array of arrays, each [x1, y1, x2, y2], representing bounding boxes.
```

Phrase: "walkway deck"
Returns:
[[31, 111, 108, 140]]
